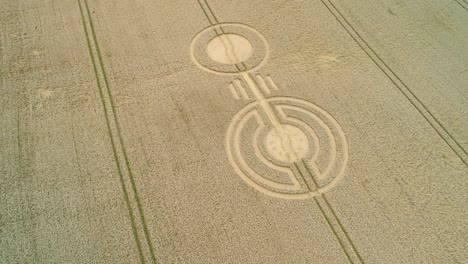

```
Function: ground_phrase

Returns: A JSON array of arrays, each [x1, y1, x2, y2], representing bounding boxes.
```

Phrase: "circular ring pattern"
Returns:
[[226, 97, 348, 199], [190, 23, 269, 75]]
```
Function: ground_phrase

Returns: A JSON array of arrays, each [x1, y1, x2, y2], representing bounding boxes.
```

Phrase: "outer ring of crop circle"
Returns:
[[226, 97, 349, 199], [190, 23, 269, 75]]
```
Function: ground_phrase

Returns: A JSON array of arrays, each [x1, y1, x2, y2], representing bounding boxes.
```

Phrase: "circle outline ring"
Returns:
[[190, 23, 270, 75]]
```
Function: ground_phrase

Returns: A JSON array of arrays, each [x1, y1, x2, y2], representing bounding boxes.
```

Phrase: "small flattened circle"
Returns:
[[190, 23, 269, 75], [207, 34, 253, 64], [265, 124, 309, 163]]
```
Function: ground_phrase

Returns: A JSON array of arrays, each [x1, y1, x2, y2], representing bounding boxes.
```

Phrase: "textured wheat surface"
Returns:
[[1, 0, 467, 263]]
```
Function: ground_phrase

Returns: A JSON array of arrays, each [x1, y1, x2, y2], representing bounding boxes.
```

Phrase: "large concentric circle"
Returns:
[[190, 23, 269, 75], [226, 97, 349, 199]]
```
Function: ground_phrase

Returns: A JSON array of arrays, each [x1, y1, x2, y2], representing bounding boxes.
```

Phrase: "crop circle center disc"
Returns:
[[207, 34, 253, 64], [265, 124, 309, 163]]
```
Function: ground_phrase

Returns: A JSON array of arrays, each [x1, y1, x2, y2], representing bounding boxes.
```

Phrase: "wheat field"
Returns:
[[1, 0, 467, 263]]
